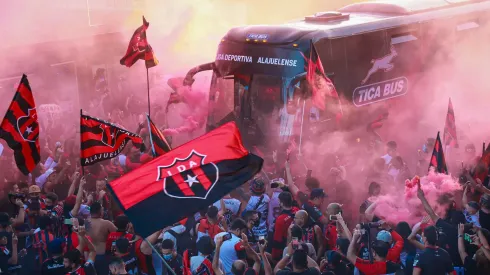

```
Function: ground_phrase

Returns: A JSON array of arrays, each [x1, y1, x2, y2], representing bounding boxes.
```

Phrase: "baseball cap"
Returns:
[[377, 230, 392, 243], [250, 178, 266, 194], [28, 185, 41, 194], [310, 188, 327, 200]]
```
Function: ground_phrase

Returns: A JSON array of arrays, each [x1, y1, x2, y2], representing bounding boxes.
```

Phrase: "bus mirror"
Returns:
[[183, 75, 195, 86], [183, 62, 218, 87]]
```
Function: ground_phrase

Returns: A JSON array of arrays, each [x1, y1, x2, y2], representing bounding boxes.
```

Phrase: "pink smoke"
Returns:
[[372, 169, 462, 225]]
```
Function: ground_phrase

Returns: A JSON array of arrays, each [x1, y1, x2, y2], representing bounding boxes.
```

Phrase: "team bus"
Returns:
[[182, 0, 490, 153]]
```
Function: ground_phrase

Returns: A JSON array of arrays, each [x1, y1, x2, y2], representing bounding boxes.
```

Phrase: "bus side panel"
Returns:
[[341, 30, 391, 128]]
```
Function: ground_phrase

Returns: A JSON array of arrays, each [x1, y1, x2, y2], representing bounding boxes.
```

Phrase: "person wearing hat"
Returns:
[[375, 227, 404, 263], [28, 185, 43, 204], [462, 184, 481, 227], [41, 238, 67, 275], [346, 229, 401, 275], [242, 178, 270, 240]]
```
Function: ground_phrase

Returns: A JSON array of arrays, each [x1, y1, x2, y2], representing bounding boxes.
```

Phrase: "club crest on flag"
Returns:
[[99, 124, 121, 148], [157, 150, 219, 200], [16, 108, 39, 143]]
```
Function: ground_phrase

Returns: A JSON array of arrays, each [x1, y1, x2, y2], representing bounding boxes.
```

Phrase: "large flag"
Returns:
[[120, 16, 158, 68], [80, 112, 144, 166], [146, 114, 171, 157], [305, 41, 341, 116], [0, 75, 40, 175], [429, 132, 448, 174], [443, 98, 458, 148], [473, 143, 490, 182], [107, 122, 263, 237]]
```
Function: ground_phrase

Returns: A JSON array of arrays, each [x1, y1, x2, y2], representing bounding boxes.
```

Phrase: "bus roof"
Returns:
[[278, 0, 490, 39]]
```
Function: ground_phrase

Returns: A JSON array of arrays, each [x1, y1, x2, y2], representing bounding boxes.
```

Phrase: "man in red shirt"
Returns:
[[197, 206, 224, 240], [375, 229, 404, 263], [346, 228, 401, 275], [272, 191, 298, 261]]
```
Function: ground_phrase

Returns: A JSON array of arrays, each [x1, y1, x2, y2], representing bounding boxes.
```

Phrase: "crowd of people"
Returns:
[[1, 102, 490, 275], [0, 135, 488, 275]]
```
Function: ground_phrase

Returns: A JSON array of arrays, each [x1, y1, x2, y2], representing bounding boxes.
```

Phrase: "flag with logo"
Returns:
[[428, 132, 448, 174], [107, 122, 263, 237], [305, 41, 342, 120], [120, 16, 159, 68], [0, 74, 40, 175], [443, 98, 458, 149], [80, 112, 144, 166], [146, 114, 171, 157], [473, 143, 490, 183]]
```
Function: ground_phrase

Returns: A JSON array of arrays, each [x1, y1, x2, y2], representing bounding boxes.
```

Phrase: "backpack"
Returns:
[[167, 218, 197, 255]]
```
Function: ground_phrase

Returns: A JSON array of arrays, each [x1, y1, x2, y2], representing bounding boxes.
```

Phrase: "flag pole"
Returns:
[[80, 109, 84, 176], [146, 67, 151, 117]]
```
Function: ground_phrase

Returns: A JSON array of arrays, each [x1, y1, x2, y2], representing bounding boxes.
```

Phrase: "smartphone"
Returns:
[[292, 237, 299, 250], [258, 236, 265, 245], [64, 219, 73, 225], [270, 182, 279, 189], [222, 233, 232, 241], [464, 233, 473, 243], [306, 170, 312, 179], [329, 215, 338, 221]]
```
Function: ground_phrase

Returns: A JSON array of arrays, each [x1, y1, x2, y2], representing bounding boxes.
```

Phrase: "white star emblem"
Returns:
[[184, 174, 199, 187], [26, 127, 33, 134]]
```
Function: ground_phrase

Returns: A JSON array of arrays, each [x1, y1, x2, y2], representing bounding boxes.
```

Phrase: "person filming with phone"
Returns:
[[274, 240, 320, 275], [213, 219, 249, 275]]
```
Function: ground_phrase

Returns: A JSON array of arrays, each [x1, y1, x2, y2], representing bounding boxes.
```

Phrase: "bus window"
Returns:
[[345, 31, 387, 87], [249, 75, 284, 141], [387, 26, 424, 75]]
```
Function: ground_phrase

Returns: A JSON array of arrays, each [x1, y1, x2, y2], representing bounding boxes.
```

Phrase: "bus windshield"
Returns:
[[207, 72, 341, 150], [208, 73, 312, 148]]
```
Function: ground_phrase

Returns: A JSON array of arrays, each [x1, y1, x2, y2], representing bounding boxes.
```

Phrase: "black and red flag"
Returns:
[[80, 112, 144, 166], [146, 114, 171, 157], [443, 98, 458, 148], [120, 16, 158, 68], [428, 132, 448, 174], [473, 143, 490, 183], [305, 41, 342, 119], [107, 122, 263, 237], [0, 74, 40, 175]]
